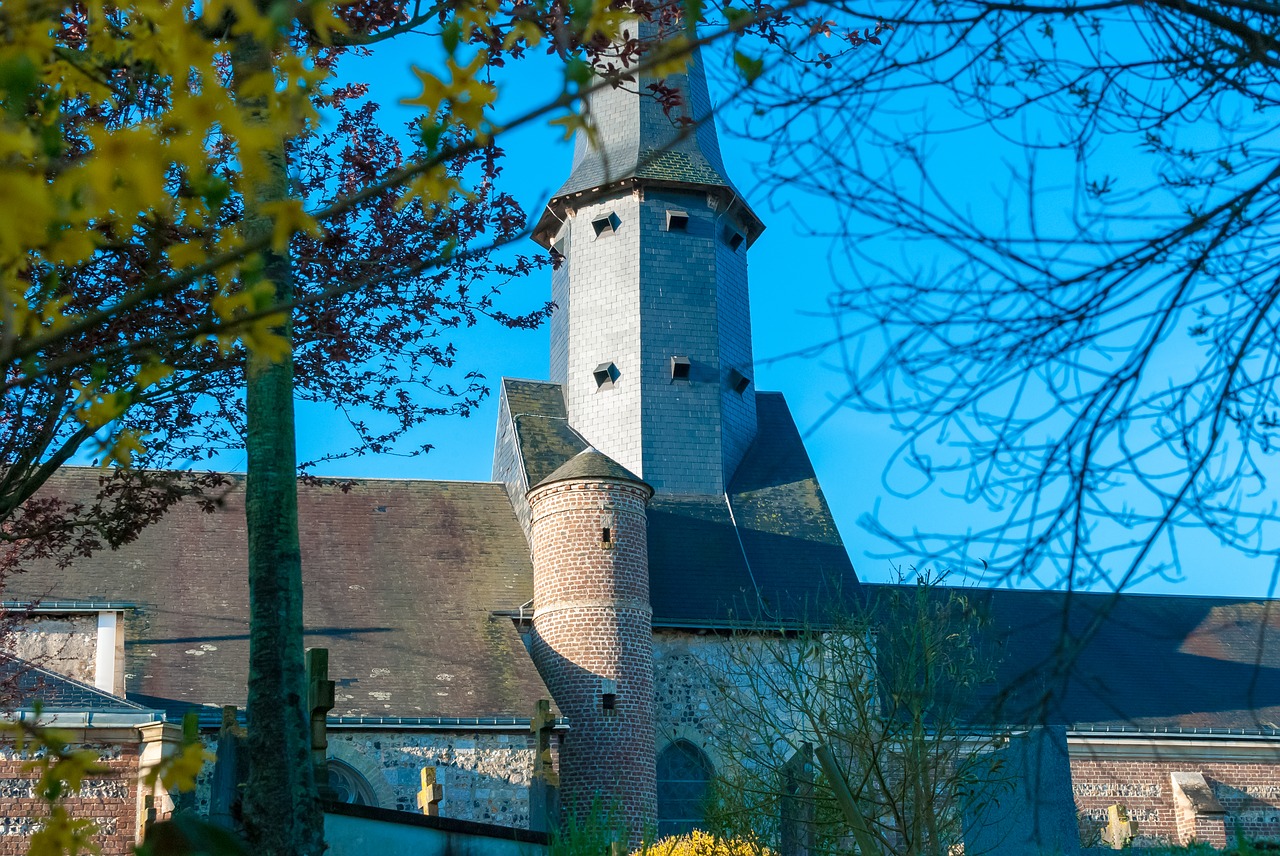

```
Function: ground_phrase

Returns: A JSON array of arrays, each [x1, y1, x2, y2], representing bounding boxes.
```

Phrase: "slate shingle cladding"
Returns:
[[867, 583, 1280, 733], [12, 470, 550, 721], [1, 655, 152, 714], [499, 379, 859, 624]]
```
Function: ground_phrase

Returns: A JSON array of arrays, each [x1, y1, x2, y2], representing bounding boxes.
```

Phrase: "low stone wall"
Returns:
[[0, 743, 138, 856]]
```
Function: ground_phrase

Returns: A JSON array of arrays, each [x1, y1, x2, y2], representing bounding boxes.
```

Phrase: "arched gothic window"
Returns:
[[656, 740, 714, 838], [327, 758, 378, 806]]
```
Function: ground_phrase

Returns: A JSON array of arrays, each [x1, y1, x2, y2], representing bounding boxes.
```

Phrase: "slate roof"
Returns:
[[866, 583, 1280, 733], [534, 448, 650, 493], [553, 47, 737, 201], [504, 381, 860, 625], [11, 471, 549, 721], [532, 37, 763, 247], [502, 379, 587, 487], [1, 655, 153, 714]]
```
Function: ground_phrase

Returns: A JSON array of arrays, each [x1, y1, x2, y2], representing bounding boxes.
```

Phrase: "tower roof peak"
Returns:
[[533, 32, 763, 246]]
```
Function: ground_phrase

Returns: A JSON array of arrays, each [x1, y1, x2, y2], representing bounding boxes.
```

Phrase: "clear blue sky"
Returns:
[[271, 32, 1278, 599]]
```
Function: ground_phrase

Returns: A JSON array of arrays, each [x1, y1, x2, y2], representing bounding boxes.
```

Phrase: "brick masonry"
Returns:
[[1070, 751, 1280, 847], [528, 478, 656, 840], [0, 743, 138, 856]]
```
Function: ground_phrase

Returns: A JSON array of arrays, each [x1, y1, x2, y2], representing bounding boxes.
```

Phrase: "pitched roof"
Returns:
[[553, 46, 737, 201], [1, 655, 153, 714], [11, 471, 549, 721], [866, 583, 1280, 733], [533, 448, 650, 493], [502, 379, 588, 487], [500, 380, 859, 624]]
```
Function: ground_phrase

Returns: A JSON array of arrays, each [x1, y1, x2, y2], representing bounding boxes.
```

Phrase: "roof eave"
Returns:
[[532, 178, 765, 250]]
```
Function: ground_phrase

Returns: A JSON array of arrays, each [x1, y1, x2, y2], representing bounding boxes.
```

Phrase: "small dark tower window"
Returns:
[[728, 368, 751, 395], [592, 212, 622, 239], [550, 237, 567, 268], [601, 526, 613, 548], [670, 355, 691, 382], [723, 225, 745, 251], [601, 679, 618, 716], [593, 361, 619, 390], [665, 210, 690, 231]]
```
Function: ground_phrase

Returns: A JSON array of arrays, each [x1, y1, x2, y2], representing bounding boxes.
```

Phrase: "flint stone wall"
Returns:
[[1071, 757, 1280, 847], [6, 615, 97, 684], [0, 743, 137, 856]]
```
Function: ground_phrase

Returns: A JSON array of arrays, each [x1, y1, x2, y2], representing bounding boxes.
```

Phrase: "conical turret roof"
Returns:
[[530, 446, 652, 495]]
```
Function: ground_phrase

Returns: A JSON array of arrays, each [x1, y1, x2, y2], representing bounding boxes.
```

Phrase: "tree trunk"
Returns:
[[232, 30, 325, 856]]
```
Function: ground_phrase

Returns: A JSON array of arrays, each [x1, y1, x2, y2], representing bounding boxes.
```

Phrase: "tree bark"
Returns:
[[232, 30, 325, 856]]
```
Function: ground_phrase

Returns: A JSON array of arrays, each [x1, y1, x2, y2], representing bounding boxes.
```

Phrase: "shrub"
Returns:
[[636, 830, 774, 856]]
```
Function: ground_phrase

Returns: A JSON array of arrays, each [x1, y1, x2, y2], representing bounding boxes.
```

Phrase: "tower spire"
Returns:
[[534, 32, 763, 246]]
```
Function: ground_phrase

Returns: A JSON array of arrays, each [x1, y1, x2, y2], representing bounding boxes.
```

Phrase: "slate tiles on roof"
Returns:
[[502, 379, 587, 487], [1, 655, 152, 714], [12, 471, 547, 721], [649, 393, 860, 624], [866, 584, 1280, 733]]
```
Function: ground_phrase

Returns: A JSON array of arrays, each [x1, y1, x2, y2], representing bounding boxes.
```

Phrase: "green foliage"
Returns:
[[549, 798, 633, 856]]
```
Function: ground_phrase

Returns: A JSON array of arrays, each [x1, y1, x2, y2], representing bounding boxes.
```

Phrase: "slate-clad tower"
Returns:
[[532, 36, 765, 496]]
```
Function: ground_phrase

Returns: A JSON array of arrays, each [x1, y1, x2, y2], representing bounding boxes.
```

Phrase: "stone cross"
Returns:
[[780, 743, 815, 856], [306, 648, 336, 802], [1100, 804, 1137, 849], [529, 698, 560, 832], [417, 767, 444, 816]]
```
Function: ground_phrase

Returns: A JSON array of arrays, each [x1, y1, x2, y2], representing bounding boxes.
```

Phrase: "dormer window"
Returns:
[[592, 212, 622, 239], [594, 361, 619, 390], [670, 355, 691, 381], [723, 225, 745, 251]]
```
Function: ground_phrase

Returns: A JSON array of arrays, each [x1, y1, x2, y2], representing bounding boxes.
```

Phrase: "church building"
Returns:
[[5, 42, 1280, 854]]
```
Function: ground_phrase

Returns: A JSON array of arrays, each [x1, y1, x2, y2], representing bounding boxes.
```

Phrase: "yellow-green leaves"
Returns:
[[260, 199, 323, 254], [403, 53, 497, 131], [733, 49, 765, 83]]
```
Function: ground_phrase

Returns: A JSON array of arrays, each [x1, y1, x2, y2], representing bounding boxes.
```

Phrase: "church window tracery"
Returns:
[[656, 740, 714, 837]]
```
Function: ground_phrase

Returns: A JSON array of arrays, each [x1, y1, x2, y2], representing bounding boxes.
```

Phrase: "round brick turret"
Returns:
[[526, 447, 656, 841]]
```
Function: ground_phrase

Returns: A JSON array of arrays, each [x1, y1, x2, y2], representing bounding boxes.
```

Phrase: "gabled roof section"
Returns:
[[649, 392, 859, 624], [867, 584, 1280, 733], [533, 447, 650, 494], [11, 471, 548, 721], [501, 379, 587, 487], [2, 655, 152, 714]]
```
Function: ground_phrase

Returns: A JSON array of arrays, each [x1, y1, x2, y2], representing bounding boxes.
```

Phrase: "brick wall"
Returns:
[[1070, 752, 1280, 846], [0, 743, 138, 856], [528, 479, 656, 841]]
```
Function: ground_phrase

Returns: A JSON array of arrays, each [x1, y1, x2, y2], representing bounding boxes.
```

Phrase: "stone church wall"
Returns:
[[0, 742, 138, 856], [6, 614, 97, 685], [327, 730, 537, 827]]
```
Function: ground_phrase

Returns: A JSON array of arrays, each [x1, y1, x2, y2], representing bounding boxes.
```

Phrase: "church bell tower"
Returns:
[[532, 36, 765, 496]]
